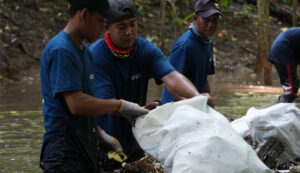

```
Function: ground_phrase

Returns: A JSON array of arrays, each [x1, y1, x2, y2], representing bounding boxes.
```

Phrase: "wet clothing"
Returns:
[[90, 36, 174, 159], [161, 23, 215, 104], [268, 27, 300, 101], [40, 31, 101, 172]]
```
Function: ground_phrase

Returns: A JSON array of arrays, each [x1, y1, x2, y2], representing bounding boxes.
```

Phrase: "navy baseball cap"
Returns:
[[68, 0, 123, 18], [106, 0, 137, 24], [195, 0, 223, 18]]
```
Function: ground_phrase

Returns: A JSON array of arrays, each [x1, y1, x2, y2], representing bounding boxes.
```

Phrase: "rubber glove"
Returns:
[[119, 100, 149, 125], [98, 128, 123, 153]]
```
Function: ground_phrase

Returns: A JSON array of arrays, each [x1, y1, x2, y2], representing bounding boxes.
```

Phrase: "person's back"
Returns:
[[268, 27, 300, 103], [269, 27, 300, 64]]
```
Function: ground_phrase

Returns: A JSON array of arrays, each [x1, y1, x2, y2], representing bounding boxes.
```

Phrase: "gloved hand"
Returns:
[[119, 100, 149, 126], [98, 128, 123, 153]]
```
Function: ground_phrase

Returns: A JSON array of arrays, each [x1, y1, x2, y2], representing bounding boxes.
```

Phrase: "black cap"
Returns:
[[68, 0, 123, 18], [195, 0, 223, 18], [106, 0, 137, 24]]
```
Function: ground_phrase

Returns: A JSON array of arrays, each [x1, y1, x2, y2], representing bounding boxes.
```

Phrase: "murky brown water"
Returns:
[[0, 74, 43, 173], [0, 73, 280, 172]]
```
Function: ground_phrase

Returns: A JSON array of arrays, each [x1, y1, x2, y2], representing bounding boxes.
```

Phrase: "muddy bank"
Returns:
[[0, 0, 293, 86]]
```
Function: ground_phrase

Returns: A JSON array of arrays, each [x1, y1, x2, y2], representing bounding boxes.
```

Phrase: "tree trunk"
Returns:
[[257, 0, 272, 85], [160, 0, 167, 53], [293, 0, 298, 26]]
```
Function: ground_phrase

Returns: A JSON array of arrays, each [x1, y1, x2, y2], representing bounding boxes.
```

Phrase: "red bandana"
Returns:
[[105, 32, 134, 59]]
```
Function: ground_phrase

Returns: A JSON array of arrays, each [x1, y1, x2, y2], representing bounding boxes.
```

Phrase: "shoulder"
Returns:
[[42, 32, 75, 59], [89, 38, 112, 61], [172, 30, 198, 52], [135, 36, 164, 55], [90, 38, 105, 51], [135, 36, 156, 49]]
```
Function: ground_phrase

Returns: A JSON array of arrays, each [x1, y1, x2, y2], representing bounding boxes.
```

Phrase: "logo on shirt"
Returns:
[[209, 57, 213, 62], [131, 73, 142, 80], [89, 74, 94, 80]]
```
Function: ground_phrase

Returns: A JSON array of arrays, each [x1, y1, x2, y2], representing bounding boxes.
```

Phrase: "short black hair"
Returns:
[[67, 0, 112, 17]]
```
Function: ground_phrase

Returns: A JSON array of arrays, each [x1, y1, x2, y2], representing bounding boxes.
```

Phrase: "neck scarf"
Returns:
[[105, 32, 135, 59]]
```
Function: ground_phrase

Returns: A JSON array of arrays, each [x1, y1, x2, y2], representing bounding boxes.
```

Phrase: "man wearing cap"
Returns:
[[39, 0, 149, 172], [161, 0, 222, 104], [268, 27, 300, 103], [90, 0, 213, 166]]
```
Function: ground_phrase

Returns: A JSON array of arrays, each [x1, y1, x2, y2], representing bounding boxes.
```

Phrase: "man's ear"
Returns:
[[80, 8, 88, 19]]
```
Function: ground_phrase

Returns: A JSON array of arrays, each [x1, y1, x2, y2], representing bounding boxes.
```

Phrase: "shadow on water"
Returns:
[[0, 71, 282, 172]]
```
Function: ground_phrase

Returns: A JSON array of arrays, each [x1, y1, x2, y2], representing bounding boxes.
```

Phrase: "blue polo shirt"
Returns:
[[90, 36, 174, 157], [268, 27, 300, 64], [161, 28, 215, 104], [40, 31, 99, 172]]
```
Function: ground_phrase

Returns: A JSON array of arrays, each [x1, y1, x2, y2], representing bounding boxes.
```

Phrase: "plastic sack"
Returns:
[[133, 96, 271, 173], [231, 103, 300, 158]]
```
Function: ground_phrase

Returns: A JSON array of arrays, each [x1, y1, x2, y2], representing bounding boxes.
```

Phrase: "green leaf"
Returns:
[[180, 12, 195, 25]]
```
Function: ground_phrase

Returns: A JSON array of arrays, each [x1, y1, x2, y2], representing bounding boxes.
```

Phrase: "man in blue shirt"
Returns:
[[90, 0, 212, 166], [40, 0, 148, 172], [161, 0, 222, 104], [268, 27, 300, 103]]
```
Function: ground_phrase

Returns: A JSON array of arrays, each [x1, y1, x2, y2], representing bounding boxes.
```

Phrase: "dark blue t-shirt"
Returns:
[[268, 27, 300, 64], [161, 29, 215, 104], [40, 31, 99, 171], [90, 36, 174, 157]]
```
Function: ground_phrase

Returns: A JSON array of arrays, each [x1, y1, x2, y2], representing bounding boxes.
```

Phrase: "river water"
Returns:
[[0, 72, 280, 172]]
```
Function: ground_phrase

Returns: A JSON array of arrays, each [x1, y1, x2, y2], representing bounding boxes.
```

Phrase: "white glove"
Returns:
[[99, 129, 123, 152], [119, 100, 149, 125]]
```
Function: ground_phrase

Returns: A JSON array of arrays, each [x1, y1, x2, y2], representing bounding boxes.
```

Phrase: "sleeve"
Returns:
[[92, 49, 115, 99], [208, 45, 215, 75], [49, 49, 83, 98], [169, 43, 190, 75], [144, 41, 175, 83]]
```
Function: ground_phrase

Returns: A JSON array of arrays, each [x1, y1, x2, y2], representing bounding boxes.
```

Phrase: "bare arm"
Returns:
[[63, 91, 121, 116], [204, 80, 211, 93], [161, 71, 200, 100], [203, 80, 214, 107]]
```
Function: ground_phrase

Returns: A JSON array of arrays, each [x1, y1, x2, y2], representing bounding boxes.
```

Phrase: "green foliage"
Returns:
[[219, 0, 233, 7], [178, 12, 195, 24], [135, 0, 152, 12]]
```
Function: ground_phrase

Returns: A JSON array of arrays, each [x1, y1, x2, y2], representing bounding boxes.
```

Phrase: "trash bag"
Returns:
[[133, 96, 271, 173], [231, 103, 300, 159]]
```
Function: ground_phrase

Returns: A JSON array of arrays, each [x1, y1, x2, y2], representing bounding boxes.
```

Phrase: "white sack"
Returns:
[[231, 103, 300, 158], [133, 96, 271, 173]]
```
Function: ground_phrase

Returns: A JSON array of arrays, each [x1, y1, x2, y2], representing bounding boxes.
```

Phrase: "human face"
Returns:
[[83, 11, 106, 42], [107, 17, 137, 49], [194, 13, 220, 37]]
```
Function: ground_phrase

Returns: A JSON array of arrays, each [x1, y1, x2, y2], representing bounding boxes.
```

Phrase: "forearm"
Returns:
[[63, 91, 121, 116], [204, 80, 211, 94], [162, 71, 200, 101]]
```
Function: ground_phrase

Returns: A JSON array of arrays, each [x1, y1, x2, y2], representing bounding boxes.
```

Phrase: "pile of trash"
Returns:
[[113, 153, 163, 173], [231, 103, 300, 172]]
